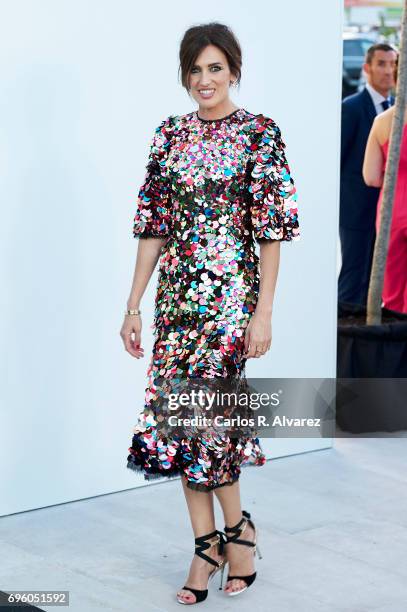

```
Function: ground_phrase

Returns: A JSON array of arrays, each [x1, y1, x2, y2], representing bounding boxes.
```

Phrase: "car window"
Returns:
[[344, 39, 374, 57]]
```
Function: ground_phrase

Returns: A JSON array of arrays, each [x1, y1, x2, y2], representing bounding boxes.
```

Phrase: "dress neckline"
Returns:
[[195, 107, 243, 123]]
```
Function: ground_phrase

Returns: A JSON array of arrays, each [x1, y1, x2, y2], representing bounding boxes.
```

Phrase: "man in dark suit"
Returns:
[[339, 43, 398, 306]]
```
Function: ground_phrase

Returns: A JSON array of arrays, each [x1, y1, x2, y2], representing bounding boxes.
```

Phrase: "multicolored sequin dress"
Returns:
[[127, 107, 300, 491]]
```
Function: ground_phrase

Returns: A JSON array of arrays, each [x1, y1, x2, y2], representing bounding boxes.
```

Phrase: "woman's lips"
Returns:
[[199, 89, 215, 99]]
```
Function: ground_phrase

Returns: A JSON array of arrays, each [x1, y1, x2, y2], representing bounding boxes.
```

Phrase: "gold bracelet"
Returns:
[[125, 308, 141, 316]]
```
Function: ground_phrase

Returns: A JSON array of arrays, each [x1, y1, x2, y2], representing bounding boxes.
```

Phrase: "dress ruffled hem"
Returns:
[[126, 453, 266, 492]]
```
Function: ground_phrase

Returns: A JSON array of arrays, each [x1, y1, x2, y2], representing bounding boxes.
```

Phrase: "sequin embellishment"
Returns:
[[127, 108, 300, 491]]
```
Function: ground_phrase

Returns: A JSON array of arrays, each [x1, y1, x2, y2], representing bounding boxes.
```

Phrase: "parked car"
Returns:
[[342, 33, 376, 99]]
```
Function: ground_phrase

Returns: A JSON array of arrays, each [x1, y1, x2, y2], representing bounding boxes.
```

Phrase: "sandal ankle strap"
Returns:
[[224, 510, 255, 548], [194, 529, 227, 567], [224, 510, 251, 533]]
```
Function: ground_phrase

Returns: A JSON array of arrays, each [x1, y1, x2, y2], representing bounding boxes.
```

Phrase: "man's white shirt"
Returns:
[[365, 82, 390, 115]]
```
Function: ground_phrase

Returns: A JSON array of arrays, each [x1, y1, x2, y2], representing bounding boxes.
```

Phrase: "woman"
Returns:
[[120, 22, 300, 605], [363, 75, 407, 314]]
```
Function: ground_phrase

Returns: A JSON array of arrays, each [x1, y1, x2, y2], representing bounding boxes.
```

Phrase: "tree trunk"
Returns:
[[366, 0, 407, 325]]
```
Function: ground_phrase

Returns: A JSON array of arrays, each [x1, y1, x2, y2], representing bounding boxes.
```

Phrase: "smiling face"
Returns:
[[364, 49, 397, 96], [188, 44, 236, 113]]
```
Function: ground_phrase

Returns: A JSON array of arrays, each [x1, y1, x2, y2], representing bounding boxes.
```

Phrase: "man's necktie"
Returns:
[[381, 98, 391, 111]]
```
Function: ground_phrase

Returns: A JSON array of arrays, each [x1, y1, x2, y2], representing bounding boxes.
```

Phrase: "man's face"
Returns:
[[364, 50, 397, 95]]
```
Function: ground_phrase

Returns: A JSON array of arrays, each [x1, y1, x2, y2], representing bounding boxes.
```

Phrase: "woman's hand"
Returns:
[[243, 311, 272, 359], [120, 314, 145, 358]]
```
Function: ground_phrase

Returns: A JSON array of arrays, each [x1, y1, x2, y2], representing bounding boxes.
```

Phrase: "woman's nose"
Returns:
[[199, 73, 212, 85]]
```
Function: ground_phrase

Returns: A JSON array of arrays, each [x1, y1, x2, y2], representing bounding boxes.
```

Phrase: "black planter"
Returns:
[[337, 301, 407, 433]]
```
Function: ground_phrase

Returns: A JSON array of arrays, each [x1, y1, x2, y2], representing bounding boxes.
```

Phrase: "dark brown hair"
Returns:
[[366, 42, 398, 64], [178, 22, 242, 91]]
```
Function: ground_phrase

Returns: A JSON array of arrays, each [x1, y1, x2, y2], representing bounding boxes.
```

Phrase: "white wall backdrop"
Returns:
[[0, 0, 343, 516]]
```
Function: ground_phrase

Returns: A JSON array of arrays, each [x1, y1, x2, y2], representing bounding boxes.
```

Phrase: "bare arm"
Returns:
[[120, 237, 167, 358], [127, 237, 166, 308], [244, 240, 280, 359], [363, 118, 385, 188]]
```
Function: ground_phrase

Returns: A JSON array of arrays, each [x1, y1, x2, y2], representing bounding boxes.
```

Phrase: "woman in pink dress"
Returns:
[[363, 100, 407, 313]]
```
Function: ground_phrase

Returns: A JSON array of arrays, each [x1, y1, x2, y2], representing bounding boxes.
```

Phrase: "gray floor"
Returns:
[[1, 429, 407, 612]]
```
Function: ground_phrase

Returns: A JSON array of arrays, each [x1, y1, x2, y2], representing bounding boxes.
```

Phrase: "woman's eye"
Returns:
[[191, 66, 221, 73]]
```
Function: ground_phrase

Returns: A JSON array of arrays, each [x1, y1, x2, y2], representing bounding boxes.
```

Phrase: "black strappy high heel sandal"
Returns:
[[223, 509, 263, 596], [176, 529, 227, 605]]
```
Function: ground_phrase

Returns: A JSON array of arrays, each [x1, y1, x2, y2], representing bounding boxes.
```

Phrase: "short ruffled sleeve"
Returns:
[[132, 116, 175, 238], [248, 117, 300, 242]]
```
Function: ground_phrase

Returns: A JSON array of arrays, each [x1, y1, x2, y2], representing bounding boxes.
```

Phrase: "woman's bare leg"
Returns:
[[214, 480, 256, 594], [177, 475, 223, 604]]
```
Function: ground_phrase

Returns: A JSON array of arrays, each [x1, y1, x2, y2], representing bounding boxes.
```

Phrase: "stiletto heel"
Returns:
[[176, 529, 227, 605], [219, 560, 226, 590], [223, 509, 262, 597]]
